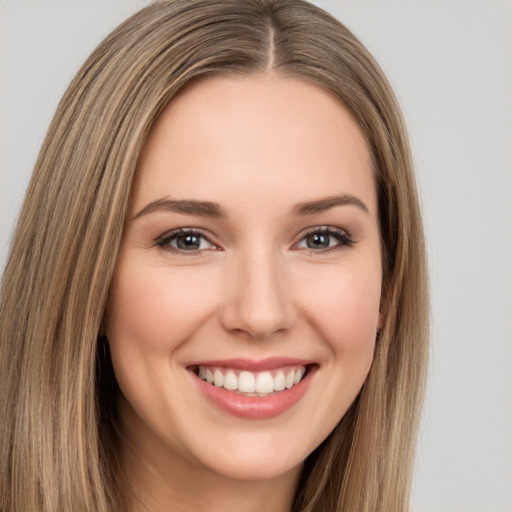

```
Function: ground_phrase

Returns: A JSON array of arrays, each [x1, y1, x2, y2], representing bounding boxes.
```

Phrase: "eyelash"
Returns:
[[155, 226, 355, 255], [155, 228, 217, 255], [295, 226, 355, 254]]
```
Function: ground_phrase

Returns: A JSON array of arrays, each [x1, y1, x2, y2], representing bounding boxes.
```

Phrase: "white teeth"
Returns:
[[256, 371, 274, 393], [285, 370, 295, 389], [274, 371, 286, 391], [196, 365, 308, 394], [213, 369, 224, 387], [238, 371, 256, 392], [223, 370, 238, 390]]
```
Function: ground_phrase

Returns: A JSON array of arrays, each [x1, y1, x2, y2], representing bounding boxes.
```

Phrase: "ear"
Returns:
[[377, 311, 385, 332]]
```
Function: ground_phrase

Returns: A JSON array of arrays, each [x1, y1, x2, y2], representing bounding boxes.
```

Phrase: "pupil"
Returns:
[[307, 233, 329, 249], [177, 234, 200, 250]]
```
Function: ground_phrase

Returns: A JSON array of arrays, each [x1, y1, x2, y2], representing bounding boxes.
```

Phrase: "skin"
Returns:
[[107, 73, 383, 512]]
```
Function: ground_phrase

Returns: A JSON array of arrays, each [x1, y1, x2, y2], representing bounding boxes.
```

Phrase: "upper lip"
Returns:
[[186, 357, 315, 372]]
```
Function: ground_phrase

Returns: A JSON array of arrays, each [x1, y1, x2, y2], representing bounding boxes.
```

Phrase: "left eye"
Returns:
[[157, 229, 216, 253], [296, 228, 353, 251]]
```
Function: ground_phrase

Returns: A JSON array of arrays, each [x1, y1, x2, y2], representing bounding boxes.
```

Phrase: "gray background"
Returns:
[[1, 1, 511, 510]]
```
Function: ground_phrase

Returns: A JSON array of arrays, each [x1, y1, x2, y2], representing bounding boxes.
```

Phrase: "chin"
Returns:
[[181, 421, 326, 484], [200, 450, 304, 483]]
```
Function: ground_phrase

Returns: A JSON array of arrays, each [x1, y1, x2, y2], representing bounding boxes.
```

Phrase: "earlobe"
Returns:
[[375, 311, 385, 343], [377, 312, 385, 331]]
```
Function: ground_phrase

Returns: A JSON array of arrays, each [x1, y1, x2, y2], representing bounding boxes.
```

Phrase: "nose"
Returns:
[[219, 249, 296, 339]]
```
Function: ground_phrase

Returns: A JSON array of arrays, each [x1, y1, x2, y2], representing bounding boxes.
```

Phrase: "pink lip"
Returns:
[[186, 359, 317, 420], [186, 357, 314, 372]]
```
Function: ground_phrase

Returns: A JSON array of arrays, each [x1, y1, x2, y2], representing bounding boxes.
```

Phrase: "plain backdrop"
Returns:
[[1, 1, 511, 511]]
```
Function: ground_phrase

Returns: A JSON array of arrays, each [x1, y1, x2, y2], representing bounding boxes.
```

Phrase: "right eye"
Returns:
[[156, 228, 218, 254]]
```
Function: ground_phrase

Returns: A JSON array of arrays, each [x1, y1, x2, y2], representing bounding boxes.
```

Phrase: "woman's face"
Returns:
[[107, 74, 382, 483]]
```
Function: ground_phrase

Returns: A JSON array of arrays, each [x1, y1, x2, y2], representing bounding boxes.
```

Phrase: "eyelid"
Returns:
[[155, 227, 220, 254], [292, 225, 355, 253], [154, 225, 355, 255]]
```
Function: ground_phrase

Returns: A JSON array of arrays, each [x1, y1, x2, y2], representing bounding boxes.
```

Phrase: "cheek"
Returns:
[[298, 262, 381, 359], [107, 260, 220, 353]]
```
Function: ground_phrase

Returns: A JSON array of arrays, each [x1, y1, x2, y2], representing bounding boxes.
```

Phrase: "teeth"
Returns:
[[285, 370, 294, 389], [256, 371, 274, 393], [238, 371, 256, 393], [196, 365, 307, 394], [213, 369, 224, 387], [223, 370, 238, 391], [274, 371, 285, 391]]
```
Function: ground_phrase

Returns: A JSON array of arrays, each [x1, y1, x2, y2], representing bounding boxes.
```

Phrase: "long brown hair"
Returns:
[[0, 1, 429, 510]]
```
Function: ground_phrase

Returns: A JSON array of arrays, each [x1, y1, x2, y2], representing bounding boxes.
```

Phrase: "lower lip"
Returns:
[[191, 367, 316, 420]]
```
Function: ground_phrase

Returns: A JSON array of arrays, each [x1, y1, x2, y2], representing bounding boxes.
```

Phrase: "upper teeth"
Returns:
[[197, 365, 306, 394]]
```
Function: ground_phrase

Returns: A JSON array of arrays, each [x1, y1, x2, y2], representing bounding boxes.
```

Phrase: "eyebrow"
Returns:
[[133, 193, 369, 221], [291, 194, 369, 216], [133, 198, 227, 220]]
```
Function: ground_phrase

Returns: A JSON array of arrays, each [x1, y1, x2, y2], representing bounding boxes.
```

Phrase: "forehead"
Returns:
[[131, 73, 376, 217]]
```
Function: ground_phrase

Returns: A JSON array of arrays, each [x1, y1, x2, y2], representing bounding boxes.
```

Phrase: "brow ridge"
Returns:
[[291, 194, 369, 216], [133, 193, 368, 221], [133, 198, 226, 220]]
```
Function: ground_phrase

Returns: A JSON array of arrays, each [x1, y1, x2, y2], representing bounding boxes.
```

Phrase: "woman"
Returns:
[[0, 1, 429, 511]]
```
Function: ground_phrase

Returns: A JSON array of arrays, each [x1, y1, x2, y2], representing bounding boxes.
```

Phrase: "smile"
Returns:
[[187, 358, 317, 419], [195, 365, 306, 396]]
